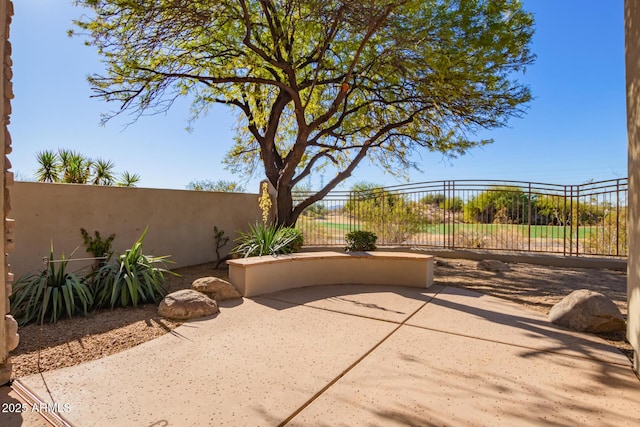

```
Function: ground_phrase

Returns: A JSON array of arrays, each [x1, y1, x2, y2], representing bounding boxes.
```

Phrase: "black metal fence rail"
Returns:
[[295, 178, 628, 257]]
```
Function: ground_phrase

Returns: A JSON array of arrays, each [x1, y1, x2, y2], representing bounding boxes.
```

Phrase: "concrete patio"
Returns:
[[3, 284, 640, 426]]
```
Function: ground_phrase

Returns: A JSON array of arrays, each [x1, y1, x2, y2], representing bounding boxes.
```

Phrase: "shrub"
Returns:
[[464, 186, 531, 224], [10, 245, 93, 325], [345, 182, 421, 244], [440, 197, 463, 212], [80, 228, 116, 263], [420, 193, 446, 205], [92, 228, 174, 308], [233, 223, 304, 257], [345, 230, 377, 251]]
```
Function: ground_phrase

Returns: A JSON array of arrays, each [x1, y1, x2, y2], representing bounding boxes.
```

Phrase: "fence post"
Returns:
[[575, 185, 580, 256], [562, 186, 567, 256], [616, 179, 620, 256], [451, 181, 456, 250], [527, 183, 532, 252]]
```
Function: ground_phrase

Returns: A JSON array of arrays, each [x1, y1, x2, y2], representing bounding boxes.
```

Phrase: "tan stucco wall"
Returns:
[[626, 0, 640, 373], [8, 182, 261, 278]]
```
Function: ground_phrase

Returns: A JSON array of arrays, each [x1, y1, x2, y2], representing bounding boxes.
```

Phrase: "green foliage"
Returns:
[[187, 179, 246, 192], [302, 202, 329, 219], [440, 197, 463, 212], [10, 245, 94, 325], [92, 228, 174, 308], [346, 182, 421, 244], [116, 171, 141, 187], [464, 186, 531, 224], [72, 0, 535, 226], [345, 230, 377, 252], [420, 194, 446, 205], [80, 228, 116, 261], [35, 150, 60, 183], [233, 223, 304, 257], [34, 148, 140, 186]]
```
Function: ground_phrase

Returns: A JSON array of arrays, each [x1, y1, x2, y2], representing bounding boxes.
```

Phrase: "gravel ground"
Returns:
[[9, 258, 631, 380]]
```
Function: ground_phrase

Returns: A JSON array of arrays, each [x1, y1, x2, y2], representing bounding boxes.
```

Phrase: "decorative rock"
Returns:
[[5, 314, 18, 352], [549, 290, 626, 333], [477, 259, 511, 272], [192, 277, 242, 301], [158, 290, 219, 320]]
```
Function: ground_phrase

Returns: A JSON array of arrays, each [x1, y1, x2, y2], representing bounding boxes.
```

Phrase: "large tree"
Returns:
[[73, 0, 534, 226]]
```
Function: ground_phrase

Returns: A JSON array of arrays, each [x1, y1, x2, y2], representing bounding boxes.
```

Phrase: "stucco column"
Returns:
[[0, 0, 15, 386], [626, 0, 640, 374]]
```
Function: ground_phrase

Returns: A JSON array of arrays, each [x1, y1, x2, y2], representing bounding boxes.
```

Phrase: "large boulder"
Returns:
[[158, 290, 219, 320], [192, 277, 242, 301], [548, 290, 626, 333], [477, 259, 511, 272]]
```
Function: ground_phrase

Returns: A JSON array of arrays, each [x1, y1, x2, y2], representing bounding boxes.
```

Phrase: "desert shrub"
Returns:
[[532, 195, 567, 225], [302, 202, 329, 219], [464, 186, 531, 224], [440, 197, 464, 212], [420, 193, 446, 205], [233, 223, 304, 257], [92, 228, 173, 308], [345, 230, 377, 251], [345, 182, 421, 244], [583, 207, 628, 256], [10, 245, 93, 325]]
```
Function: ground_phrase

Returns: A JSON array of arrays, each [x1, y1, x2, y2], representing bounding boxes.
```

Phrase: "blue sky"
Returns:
[[9, 1, 627, 192]]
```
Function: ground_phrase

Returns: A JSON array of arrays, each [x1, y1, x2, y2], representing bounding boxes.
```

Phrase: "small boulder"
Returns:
[[477, 259, 511, 272], [5, 315, 19, 352], [158, 289, 219, 320], [549, 290, 625, 333], [192, 277, 242, 301]]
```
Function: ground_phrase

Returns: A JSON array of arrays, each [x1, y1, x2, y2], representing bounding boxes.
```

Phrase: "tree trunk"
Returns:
[[274, 184, 298, 227]]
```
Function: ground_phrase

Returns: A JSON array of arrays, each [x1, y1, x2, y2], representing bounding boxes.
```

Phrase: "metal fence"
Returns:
[[295, 178, 628, 257]]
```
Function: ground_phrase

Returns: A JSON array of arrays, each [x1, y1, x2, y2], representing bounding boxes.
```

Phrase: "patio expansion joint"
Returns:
[[276, 287, 448, 426]]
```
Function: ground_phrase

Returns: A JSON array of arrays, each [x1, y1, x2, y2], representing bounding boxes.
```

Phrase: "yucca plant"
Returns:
[[10, 245, 93, 325], [233, 223, 304, 257], [92, 228, 174, 308]]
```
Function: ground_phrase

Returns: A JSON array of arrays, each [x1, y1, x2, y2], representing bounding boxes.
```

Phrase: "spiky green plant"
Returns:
[[9, 245, 93, 325], [35, 150, 60, 183], [233, 223, 303, 258], [92, 228, 174, 308], [116, 171, 141, 187], [91, 158, 116, 185]]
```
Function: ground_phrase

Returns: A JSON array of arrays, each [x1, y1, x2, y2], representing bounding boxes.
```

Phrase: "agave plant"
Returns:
[[233, 223, 304, 258], [92, 227, 174, 308], [9, 245, 93, 325]]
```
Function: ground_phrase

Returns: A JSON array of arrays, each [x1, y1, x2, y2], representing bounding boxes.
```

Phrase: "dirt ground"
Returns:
[[9, 258, 631, 380]]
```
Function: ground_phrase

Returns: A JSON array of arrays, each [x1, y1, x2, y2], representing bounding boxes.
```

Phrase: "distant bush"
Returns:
[[440, 197, 463, 212], [420, 193, 446, 205], [464, 186, 531, 224], [346, 182, 420, 244], [345, 230, 377, 252], [186, 179, 246, 192]]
